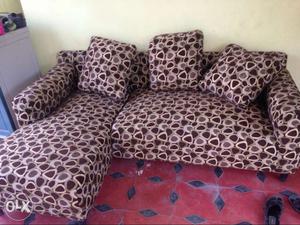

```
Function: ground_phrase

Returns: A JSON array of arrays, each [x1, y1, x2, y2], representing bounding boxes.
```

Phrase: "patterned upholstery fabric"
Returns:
[[57, 50, 150, 93], [4, 45, 298, 224], [56, 50, 222, 93], [199, 44, 287, 107], [12, 63, 76, 127], [201, 51, 220, 74], [0, 91, 123, 220], [110, 89, 289, 173], [57, 50, 86, 76], [129, 51, 150, 92], [78, 36, 137, 101], [266, 69, 300, 172], [149, 30, 204, 91]]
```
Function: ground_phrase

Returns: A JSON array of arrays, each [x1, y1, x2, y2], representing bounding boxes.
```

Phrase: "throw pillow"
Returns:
[[199, 44, 286, 107], [149, 30, 204, 91], [78, 36, 137, 101]]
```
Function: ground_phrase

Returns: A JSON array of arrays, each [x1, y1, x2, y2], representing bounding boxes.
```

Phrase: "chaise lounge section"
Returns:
[[0, 62, 124, 220]]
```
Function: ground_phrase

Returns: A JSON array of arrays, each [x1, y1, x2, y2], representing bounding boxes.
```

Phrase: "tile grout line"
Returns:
[[167, 164, 180, 224]]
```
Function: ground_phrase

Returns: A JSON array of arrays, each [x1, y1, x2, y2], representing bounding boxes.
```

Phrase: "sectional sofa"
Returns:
[[0, 30, 299, 221]]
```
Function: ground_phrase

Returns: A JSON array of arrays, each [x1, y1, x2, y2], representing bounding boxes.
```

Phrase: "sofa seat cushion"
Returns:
[[112, 90, 279, 172], [0, 91, 123, 219]]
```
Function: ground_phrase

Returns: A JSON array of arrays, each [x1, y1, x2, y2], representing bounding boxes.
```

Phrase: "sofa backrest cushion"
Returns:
[[148, 30, 204, 91], [199, 44, 287, 108], [78, 36, 137, 101], [57, 49, 220, 93]]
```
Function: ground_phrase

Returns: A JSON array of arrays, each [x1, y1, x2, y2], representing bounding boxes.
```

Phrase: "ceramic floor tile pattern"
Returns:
[[1, 159, 300, 225]]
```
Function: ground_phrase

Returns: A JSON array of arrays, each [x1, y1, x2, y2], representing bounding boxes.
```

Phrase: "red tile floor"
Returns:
[[1, 158, 300, 225]]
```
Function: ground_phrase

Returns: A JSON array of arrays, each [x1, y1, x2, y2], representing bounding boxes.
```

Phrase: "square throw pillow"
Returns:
[[149, 30, 204, 91], [199, 44, 287, 107], [78, 36, 137, 101]]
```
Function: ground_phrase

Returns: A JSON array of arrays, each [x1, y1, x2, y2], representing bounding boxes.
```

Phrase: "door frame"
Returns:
[[0, 87, 15, 137]]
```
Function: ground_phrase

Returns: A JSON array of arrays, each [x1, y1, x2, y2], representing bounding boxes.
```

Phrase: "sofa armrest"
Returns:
[[57, 50, 86, 76], [12, 62, 76, 127], [266, 69, 300, 171]]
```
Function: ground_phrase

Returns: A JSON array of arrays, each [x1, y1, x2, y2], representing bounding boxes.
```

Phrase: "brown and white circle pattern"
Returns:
[[56, 50, 223, 94], [78, 36, 137, 101], [149, 30, 204, 91], [128, 51, 150, 93], [201, 51, 220, 75], [57, 50, 87, 76], [200, 44, 287, 108], [1, 91, 123, 220], [266, 69, 300, 172], [111, 89, 289, 173], [12, 63, 76, 127]]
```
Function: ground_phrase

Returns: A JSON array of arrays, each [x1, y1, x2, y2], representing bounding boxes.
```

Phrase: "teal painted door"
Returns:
[[0, 87, 14, 137]]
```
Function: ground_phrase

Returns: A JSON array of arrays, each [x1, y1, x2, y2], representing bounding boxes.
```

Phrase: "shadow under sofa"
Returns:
[[0, 49, 299, 221]]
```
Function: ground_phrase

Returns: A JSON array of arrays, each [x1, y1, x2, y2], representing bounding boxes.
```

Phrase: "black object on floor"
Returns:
[[264, 196, 283, 225], [288, 194, 300, 213]]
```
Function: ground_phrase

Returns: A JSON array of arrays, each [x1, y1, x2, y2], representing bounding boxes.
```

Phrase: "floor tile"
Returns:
[[86, 208, 123, 225], [217, 167, 265, 191], [31, 213, 70, 224], [126, 175, 175, 215], [94, 175, 135, 210], [170, 215, 216, 225], [217, 189, 266, 224], [108, 158, 138, 177], [280, 195, 300, 225], [176, 163, 218, 185], [172, 181, 219, 221], [122, 210, 170, 224], [0, 214, 24, 225], [169, 215, 191, 225], [263, 171, 300, 194], [0, 210, 32, 225], [137, 160, 177, 182]]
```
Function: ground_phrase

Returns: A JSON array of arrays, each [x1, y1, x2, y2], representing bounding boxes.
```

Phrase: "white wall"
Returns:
[[20, 0, 300, 88], [0, 0, 23, 13]]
